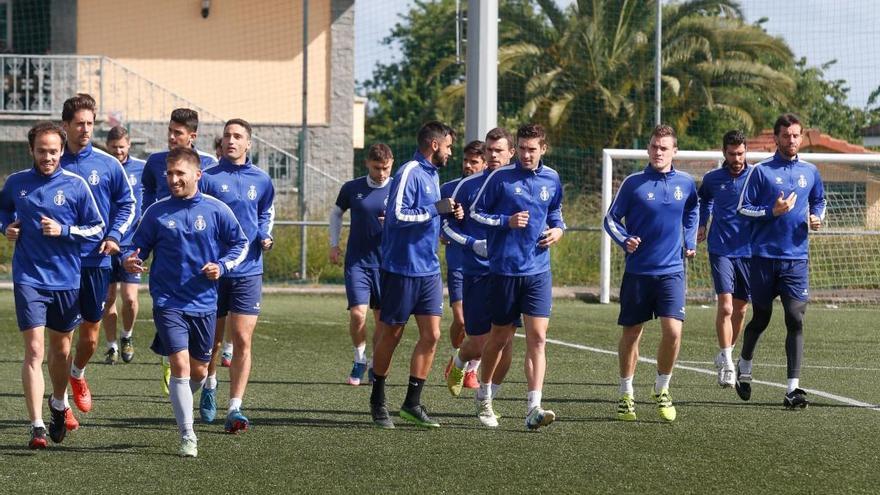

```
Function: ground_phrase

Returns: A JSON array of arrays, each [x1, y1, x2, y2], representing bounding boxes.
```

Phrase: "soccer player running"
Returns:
[[440, 139, 486, 390], [124, 147, 248, 457], [329, 143, 393, 386], [61, 94, 136, 419], [102, 126, 146, 365], [471, 124, 565, 430], [604, 124, 698, 423], [141, 108, 218, 393], [369, 121, 462, 429], [697, 130, 753, 388], [443, 128, 518, 427], [198, 119, 276, 432], [735, 113, 825, 409], [0, 122, 104, 448]]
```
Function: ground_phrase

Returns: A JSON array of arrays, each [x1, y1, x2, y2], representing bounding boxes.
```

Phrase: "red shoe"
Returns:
[[65, 408, 80, 431], [463, 370, 479, 389], [69, 376, 92, 413], [444, 356, 454, 380]]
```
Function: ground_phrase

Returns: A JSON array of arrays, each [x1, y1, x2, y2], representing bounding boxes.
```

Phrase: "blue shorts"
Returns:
[[749, 257, 809, 306], [447, 269, 463, 304], [80, 267, 112, 323], [488, 271, 553, 325], [709, 254, 750, 301], [110, 253, 142, 284], [151, 308, 216, 362], [463, 273, 523, 335], [379, 271, 443, 326], [217, 275, 263, 317], [618, 271, 686, 326], [14, 284, 81, 332], [344, 264, 381, 310]]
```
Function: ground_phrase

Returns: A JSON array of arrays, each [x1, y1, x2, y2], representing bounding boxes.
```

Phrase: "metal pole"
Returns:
[[465, 0, 498, 142], [654, 0, 662, 126], [298, 0, 309, 281], [600, 150, 612, 304]]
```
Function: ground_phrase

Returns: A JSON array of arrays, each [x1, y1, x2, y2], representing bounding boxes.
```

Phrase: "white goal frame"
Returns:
[[600, 149, 880, 304]]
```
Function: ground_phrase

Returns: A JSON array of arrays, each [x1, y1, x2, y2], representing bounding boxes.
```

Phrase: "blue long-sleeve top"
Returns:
[[334, 175, 390, 268], [199, 158, 275, 277], [380, 152, 442, 276], [60, 144, 136, 268], [604, 165, 699, 275], [141, 148, 217, 210], [119, 155, 146, 247], [698, 163, 753, 258], [470, 161, 565, 276], [440, 177, 464, 273], [0, 166, 105, 290], [737, 152, 826, 260], [130, 192, 249, 312], [441, 170, 491, 276]]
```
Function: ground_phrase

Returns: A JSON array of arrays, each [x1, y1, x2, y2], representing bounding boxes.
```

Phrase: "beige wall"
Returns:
[[77, 0, 330, 125]]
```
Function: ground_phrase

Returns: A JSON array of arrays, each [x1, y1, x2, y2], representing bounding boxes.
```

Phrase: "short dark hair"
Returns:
[[166, 147, 201, 169], [28, 121, 67, 150], [417, 121, 455, 151], [170, 108, 200, 132], [367, 143, 393, 163], [61, 93, 97, 122], [517, 123, 546, 146], [485, 127, 514, 149], [224, 118, 252, 138], [650, 124, 677, 146], [213, 136, 223, 152], [106, 125, 129, 143], [773, 113, 802, 136], [463, 140, 485, 158], [722, 130, 745, 150]]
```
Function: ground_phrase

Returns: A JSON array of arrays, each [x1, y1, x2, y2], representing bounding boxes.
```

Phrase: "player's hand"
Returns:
[[40, 216, 62, 237], [508, 211, 529, 229], [261, 238, 274, 251], [473, 239, 488, 258], [772, 191, 797, 217], [434, 198, 456, 215], [100, 238, 120, 255], [124, 248, 148, 273], [685, 249, 696, 259], [5, 220, 20, 242], [452, 203, 464, 221], [696, 226, 707, 243], [329, 246, 341, 264], [201, 262, 221, 280], [809, 214, 822, 231], [538, 227, 564, 248], [625, 236, 641, 253]]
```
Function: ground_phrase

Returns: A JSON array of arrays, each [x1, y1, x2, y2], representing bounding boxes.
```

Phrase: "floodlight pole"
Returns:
[[465, 0, 498, 142], [298, 0, 309, 281], [654, 0, 662, 126]]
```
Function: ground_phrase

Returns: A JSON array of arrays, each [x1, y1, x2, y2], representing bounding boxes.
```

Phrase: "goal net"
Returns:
[[600, 149, 880, 304]]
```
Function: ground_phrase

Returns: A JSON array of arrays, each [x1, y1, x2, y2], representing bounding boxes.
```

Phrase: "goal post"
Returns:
[[600, 149, 880, 304]]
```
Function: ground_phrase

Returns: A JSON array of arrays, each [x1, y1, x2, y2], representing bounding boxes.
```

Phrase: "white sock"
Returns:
[[527, 390, 542, 412], [228, 397, 243, 412], [108, 340, 118, 351], [720, 346, 733, 363], [70, 364, 85, 380], [205, 374, 218, 390], [490, 383, 501, 399], [354, 343, 367, 364], [477, 382, 491, 401], [655, 373, 672, 392], [122, 329, 133, 339], [50, 395, 65, 411], [169, 376, 195, 438], [63, 392, 70, 409], [466, 359, 480, 372], [453, 351, 466, 370], [619, 376, 634, 395], [222, 341, 233, 354], [189, 376, 207, 394], [32, 419, 46, 428], [738, 357, 753, 375], [787, 378, 799, 393]]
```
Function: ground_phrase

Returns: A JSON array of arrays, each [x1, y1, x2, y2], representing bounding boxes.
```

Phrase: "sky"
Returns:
[[354, 0, 880, 107]]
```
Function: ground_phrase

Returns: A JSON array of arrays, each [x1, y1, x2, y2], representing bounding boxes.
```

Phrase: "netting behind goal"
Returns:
[[600, 150, 880, 304]]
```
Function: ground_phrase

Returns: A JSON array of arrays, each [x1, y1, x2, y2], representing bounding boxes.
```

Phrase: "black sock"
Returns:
[[403, 376, 425, 408], [370, 374, 387, 405]]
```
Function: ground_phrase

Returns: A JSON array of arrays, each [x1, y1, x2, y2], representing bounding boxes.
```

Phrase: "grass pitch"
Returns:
[[0, 294, 879, 494]]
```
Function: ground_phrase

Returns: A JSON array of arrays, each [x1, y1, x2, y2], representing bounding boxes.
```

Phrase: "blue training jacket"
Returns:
[[380, 152, 442, 277], [441, 170, 491, 276], [698, 163, 753, 258], [60, 143, 136, 268], [440, 177, 464, 273], [119, 155, 146, 247], [141, 148, 217, 209], [0, 166, 105, 290], [737, 152, 826, 260], [130, 192, 249, 312], [200, 158, 275, 277], [470, 160, 565, 276], [335, 175, 390, 268], [604, 165, 699, 275]]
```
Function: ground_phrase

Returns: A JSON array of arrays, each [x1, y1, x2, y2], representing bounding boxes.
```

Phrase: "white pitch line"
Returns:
[[677, 360, 880, 372], [514, 334, 880, 411]]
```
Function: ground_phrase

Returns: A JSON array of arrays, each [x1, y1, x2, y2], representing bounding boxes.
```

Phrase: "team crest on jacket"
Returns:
[[19, 190, 27, 197], [88, 170, 100, 185], [647, 192, 655, 201], [775, 176, 783, 184], [674, 186, 683, 201], [167, 220, 176, 228], [221, 184, 230, 192], [247, 185, 257, 200], [194, 215, 207, 231], [356, 193, 363, 200], [128, 174, 137, 186], [798, 174, 807, 188], [539, 186, 550, 202], [53, 190, 65, 206]]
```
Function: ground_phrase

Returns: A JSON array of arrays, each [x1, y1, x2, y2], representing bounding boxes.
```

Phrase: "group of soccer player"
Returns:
[[0, 93, 275, 457], [333, 112, 824, 430]]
